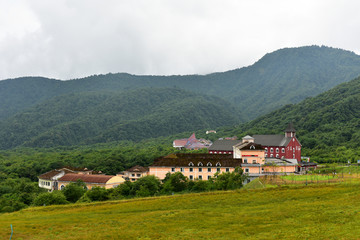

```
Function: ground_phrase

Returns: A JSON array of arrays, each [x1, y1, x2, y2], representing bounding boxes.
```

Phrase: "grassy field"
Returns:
[[1, 182, 360, 240]]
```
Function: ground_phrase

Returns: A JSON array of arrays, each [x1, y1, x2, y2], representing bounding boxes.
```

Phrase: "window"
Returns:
[[265, 154, 268, 157], [276, 148, 279, 153], [270, 148, 274, 153], [265, 148, 268, 152], [208, 168, 211, 172], [189, 162, 194, 166], [189, 168, 193, 172], [245, 168, 249, 173], [199, 168, 202, 172], [198, 175, 202, 180], [244, 159, 248, 163], [250, 145, 255, 150], [208, 176, 211, 180], [293, 148, 295, 152], [180, 167, 184, 172], [282, 148, 285, 153], [137, 174, 141, 177], [276, 154, 279, 158], [198, 162, 203, 166], [216, 162, 221, 167], [226, 168, 230, 172], [189, 175, 193, 180], [60, 185, 65, 190], [207, 162, 212, 167], [131, 174, 135, 177], [171, 167, 175, 172], [217, 168, 220, 172], [293, 154, 295, 158], [252, 160, 257, 164], [270, 154, 273, 157]]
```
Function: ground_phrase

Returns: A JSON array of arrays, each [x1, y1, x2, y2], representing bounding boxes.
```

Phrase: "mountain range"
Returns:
[[1, 45, 360, 149]]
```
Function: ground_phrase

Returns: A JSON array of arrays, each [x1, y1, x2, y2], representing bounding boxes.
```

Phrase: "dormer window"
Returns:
[[189, 162, 194, 166], [198, 162, 203, 166], [250, 145, 255, 150], [216, 162, 221, 167], [207, 162, 212, 167]]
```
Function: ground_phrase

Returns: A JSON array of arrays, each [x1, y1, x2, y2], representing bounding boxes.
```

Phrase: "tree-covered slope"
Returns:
[[0, 88, 239, 149], [1, 46, 360, 121], [226, 75, 360, 150]]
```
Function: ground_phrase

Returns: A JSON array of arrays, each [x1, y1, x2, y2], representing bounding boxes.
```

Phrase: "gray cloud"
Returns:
[[0, 0, 360, 80]]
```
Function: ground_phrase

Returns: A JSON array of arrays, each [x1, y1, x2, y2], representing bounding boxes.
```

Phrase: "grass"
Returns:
[[2, 182, 360, 239]]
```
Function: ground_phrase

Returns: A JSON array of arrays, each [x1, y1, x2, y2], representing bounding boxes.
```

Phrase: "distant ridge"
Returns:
[[0, 88, 239, 149]]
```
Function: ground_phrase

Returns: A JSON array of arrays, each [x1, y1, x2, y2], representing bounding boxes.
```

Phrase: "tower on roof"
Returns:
[[242, 135, 254, 143], [285, 122, 296, 137]]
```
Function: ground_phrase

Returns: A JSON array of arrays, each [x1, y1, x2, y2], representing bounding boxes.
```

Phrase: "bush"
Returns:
[[62, 181, 87, 203], [33, 191, 68, 206], [84, 187, 109, 202]]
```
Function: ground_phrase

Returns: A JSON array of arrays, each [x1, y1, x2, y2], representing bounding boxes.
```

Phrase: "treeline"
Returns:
[[31, 169, 247, 208], [1, 169, 247, 212], [0, 88, 239, 149]]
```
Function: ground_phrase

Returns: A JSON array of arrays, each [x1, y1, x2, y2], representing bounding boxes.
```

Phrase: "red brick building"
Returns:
[[209, 123, 302, 163]]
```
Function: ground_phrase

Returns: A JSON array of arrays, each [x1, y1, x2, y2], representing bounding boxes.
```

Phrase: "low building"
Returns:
[[149, 153, 241, 180], [118, 165, 149, 182], [57, 173, 125, 190], [38, 169, 73, 192]]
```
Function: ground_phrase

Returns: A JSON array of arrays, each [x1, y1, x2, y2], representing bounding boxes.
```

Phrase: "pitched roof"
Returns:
[[38, 169, 73, 180], [253, 135, 291, 147], [236, 142, 264, 150], [208, 140, 242, 151], [150, 153, 241, 167], [58, 173, 114, 184], [126, 165, 149, 173]]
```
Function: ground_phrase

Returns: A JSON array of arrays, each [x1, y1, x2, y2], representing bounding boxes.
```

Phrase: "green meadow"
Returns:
[[1, 182, 360, 240]]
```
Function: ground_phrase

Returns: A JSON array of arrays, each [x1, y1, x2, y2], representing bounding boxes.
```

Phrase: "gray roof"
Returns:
[[208, 140, 241, 151], [265, 158, 297, 166], [253, 135, 291, 147]]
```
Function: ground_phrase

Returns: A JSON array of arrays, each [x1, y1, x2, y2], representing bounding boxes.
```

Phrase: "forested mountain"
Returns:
[[1, 46, 360, 121], [0, 88, 239, 149], [225, 75, 360, 152]]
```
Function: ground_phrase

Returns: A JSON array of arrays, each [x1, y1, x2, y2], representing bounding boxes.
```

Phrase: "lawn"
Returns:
[[1, 183, 360, 239]]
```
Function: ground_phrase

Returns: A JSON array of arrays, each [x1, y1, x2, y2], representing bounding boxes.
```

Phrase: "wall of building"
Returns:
[[149, 166, 237, 180]]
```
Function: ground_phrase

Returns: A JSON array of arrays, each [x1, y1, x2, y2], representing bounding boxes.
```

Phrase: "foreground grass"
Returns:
[[1, 183, 360, 240]]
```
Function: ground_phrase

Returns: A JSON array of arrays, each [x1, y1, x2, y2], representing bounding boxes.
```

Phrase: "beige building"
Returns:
[[57, 173, 125, 190], [118, 165, 149, 182]]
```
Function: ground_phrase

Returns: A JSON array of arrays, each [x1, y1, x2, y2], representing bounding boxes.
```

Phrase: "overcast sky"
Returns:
[[1, 0, 360, 80]]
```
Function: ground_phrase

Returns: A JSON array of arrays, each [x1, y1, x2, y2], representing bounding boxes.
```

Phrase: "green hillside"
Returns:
[[0, 88, 239, 149], [1, 46, 360, 121], [222, 75, 360, 161], [1, 184, 360, 239]]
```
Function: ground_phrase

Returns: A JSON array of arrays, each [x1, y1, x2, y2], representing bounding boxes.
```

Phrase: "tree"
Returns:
[[213, 167, 247, 190], [162, 172, 188, 193], [33, 191, 68, 206], [131, 175, 161, 197], [62, 180, 87, 203], [83, 187, 109, 202]]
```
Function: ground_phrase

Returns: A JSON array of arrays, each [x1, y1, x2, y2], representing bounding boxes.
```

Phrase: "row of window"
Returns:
[[188, 162, 222, 167], [243, 159, 258, 164], [265, 147, 285, 153], [172, 167, 230, 173], [131, 173, 142, 177], [189, 175, 213, 180], [40, 181, 51, 186]]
